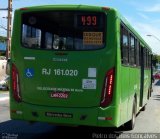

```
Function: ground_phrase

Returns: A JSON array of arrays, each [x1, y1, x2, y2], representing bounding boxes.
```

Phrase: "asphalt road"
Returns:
[[0, 92, 10, 123], [0, 81, 160, 139], [124, 80, 160, 133]]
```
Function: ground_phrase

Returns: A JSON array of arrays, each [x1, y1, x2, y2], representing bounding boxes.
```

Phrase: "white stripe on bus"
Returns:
[[24, 57, 35, 60]]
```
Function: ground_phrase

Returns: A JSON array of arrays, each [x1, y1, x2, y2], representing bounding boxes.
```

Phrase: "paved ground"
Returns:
[[0, 92, 9, 123], [124, 80, 160, 133]]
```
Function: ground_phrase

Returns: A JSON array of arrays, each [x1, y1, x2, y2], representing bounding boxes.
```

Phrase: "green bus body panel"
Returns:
[[13, 51, 113, 107], [10, 102, 119, 127], [10, 5, 151, 128]]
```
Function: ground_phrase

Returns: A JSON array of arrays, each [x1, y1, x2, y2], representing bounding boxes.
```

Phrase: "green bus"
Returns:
[[10, 5, 152, 130]]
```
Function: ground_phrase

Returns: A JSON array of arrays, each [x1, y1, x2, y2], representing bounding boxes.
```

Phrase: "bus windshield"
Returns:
[[22, 11, 105, 50]]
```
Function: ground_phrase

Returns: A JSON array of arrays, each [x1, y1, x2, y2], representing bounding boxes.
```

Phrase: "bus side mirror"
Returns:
[[6, 58, 10, 75]]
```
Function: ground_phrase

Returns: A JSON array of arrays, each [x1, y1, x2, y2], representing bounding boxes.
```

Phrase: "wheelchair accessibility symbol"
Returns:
[[25, 68, 34, 78]]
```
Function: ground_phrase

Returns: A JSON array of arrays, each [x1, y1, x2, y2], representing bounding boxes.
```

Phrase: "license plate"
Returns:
[[50, 92, 69, 99]]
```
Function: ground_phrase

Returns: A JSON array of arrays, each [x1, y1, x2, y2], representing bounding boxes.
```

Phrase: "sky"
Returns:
[[0, 0, 160, 54]]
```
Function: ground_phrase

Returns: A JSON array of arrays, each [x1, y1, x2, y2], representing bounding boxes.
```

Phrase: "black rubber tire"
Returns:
[[141, 105, 146, 111], [124, 99, 136, 130]]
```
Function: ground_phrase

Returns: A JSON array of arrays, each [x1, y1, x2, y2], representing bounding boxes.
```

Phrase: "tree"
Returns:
[[152, 55, 159, 68], [0, 36, 7, 42], [156, 55, 160, 63]]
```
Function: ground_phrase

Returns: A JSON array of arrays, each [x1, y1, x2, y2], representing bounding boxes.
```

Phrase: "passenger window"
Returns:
[[136, 41, 140, 66], [121, 25, 129, 65], [130, 34, 135, 66]]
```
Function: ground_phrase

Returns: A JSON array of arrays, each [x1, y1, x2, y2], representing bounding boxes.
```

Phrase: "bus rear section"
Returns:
[[10, 6, 119, 127]]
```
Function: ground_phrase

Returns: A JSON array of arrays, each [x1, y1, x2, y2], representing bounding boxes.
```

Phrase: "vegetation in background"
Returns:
[[0, 36, 7, 42], [152, 55, 160, 69], [155, 55, 160, 63], [0, 36, 7, 56]]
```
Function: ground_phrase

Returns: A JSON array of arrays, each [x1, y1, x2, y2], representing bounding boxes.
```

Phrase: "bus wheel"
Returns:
[[141, 105, 146, 111], [147, 89, 151, 100], [124, 99, 136, 130]]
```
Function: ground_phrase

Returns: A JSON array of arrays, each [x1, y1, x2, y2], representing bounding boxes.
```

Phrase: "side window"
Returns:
[[146, 49, 148, 68], [121, 24, 129, 65], [149, 53, 151, 68], [143, 48, 146, 68], [147, 50, 150, 68], [145, 49, 148, 68], [136, 41, 140, 66], [130, 34, 135, 66], [139, 44, 142, 66]]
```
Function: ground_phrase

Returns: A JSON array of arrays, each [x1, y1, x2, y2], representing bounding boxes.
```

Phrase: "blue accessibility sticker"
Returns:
[[25, 68, 34, 78]]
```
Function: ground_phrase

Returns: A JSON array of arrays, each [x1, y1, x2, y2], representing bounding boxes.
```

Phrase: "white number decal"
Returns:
[[54, 69, 78, 77]]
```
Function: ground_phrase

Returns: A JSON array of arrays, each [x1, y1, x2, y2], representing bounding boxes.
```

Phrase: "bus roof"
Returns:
[[18, 5, 112, 12]]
